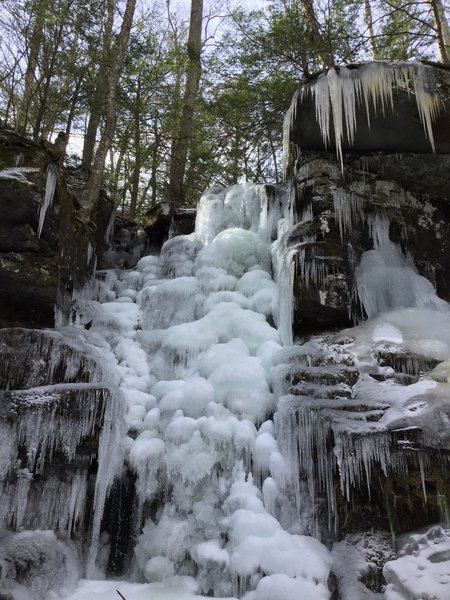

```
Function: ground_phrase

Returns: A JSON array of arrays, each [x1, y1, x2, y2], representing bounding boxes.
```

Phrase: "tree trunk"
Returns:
[[81, 0, 115, 169], [65, 75, 84, 135], [428, 0, 450, 63], [32, 19, 66, 140], [150, 117, 161, 206], [364, 0, 379, 59], [298, 0, 335, 69], [168, 0, 204, 205], [129, 74, 141, 219], [17, 0, 47, 135], [83, 0, 136, 218]]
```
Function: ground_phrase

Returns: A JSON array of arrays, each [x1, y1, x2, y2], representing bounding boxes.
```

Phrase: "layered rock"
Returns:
[[281, 61, 450, 598], [0, 327, 125, 582], [0, 131, 114, 328]]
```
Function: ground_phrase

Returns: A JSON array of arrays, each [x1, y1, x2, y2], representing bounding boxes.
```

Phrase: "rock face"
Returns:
[[282, 61, 450, 597], [0, 131, 114, 328], [0, 327, 124, 582], [283, 62, 450, 332], [98, 206, 196, 270]]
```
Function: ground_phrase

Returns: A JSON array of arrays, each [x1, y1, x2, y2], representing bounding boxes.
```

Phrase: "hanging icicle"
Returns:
[[283, 62, 442, 172], [38, 163, 58, 238]]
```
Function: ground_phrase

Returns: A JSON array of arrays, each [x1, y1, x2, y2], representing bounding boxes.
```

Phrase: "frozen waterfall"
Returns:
[[3, 175, 450, 600]]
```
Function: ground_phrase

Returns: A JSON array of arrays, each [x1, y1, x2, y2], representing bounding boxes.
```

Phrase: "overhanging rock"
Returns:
[[284, 61, 450, 174]]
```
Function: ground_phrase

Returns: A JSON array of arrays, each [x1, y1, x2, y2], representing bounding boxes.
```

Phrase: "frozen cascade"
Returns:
[[7, 172, 450, 599], [58, 180, 336, 599], [0, 328, 126, 596], [272, 184, 297, 346], [356, 213, 449, 318], [37, 163, 57, 238], [333, 188, 365, 242], [284, 61, 442, 170], [0, 383, 124, 563]]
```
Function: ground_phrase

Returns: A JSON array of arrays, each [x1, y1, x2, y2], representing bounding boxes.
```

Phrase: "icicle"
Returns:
[[299, 62, 442, 170], [418, 454, 427, 503], [333, 189, 365, 242], [437, 493, 450, 527], [104, 209, 115, 245], [277, 247, 296, 346], [272, 185, 296, 346], [282, 89, 300, 178], [87, 242, 93, 265], [86, 385, 125, 577], [368, 213, 390, 248], [38, 163, 57, 238], [168, 216, 175, 239]]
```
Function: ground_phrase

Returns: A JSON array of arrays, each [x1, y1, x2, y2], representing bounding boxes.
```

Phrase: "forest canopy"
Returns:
[[0, 0, 448, 215]]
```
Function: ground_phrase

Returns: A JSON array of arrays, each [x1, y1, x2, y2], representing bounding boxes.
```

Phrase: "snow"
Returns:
[[384, 527, 450, 600], [66, 579, 216, 600]]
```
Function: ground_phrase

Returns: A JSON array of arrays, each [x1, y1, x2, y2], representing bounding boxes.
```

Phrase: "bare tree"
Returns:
[[82, 0, 136, 219], [168, 0, 204, 205]]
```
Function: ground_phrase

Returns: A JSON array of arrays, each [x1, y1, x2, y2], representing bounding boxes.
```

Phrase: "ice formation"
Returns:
[[5, 174, 450, 600], [356, 214, 449, 318], [49, 181, 332, 600], [284, 62, 442, 170], [37, 163, 57, 237], [0, 330, 125, 586]]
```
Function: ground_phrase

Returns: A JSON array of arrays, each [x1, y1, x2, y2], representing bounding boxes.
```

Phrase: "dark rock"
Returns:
[[286, 61, 450, 161], [283, 62, 450, 331], [286, 154, 450, 334], [0, 327, 124, 570], [143, 204, 196, 250], [0, 130, 114, 328]]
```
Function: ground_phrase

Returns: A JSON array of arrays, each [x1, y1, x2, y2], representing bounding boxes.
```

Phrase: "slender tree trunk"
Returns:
[[150, 118, 161, 205], [83, 0, 136, 218], [168, 0, 204, 205], [17, 0, 47, 134], [32, 20, 65, 140], [65, 75, 83, 135], [82, 0, 115, 169], [428, 0, 450, 63], [298, 0, 335, 69], [232, 131, 240, 184], [364, 0, 379, 59], [129, 74, 142, 219]]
